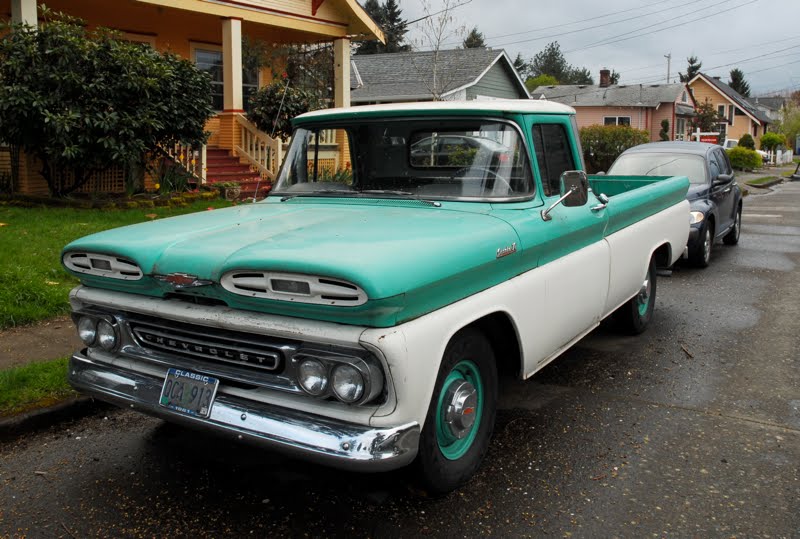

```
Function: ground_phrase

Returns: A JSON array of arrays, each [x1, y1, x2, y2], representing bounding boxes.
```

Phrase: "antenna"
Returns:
[[253, 77, 291, 203], [664, 53, 671, 84]]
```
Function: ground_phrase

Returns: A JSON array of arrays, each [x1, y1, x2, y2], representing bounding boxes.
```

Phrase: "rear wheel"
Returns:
[[723, 207, 741, 245], [617, 256, 657, 335], [415, 328, 498, 496]]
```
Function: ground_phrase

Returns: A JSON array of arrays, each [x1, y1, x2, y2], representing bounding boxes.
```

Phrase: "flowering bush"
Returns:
[[247, 78, 320, 140]]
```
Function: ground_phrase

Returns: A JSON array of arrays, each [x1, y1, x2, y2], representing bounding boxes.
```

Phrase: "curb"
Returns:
[[746, 178, 784, 189], [0, 397, 112, 442]]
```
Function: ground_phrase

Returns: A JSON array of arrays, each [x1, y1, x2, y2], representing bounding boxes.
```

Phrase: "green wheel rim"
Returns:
[[435, 359, 484, 461]]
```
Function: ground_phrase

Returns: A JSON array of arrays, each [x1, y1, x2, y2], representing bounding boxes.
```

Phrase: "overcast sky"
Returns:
[[396, 0, 800, 95]]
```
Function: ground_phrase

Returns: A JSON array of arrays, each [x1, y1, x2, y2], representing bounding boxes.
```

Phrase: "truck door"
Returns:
[[512, 118, 610, 368]]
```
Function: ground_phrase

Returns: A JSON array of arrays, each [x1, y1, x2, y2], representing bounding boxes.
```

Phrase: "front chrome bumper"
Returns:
[[69, 351, 420, 471]]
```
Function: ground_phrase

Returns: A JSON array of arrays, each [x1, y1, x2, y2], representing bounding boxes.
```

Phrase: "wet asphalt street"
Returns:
[[2, 181, 799, 538]]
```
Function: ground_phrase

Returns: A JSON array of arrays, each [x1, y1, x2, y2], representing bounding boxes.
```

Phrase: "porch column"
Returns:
[[333, 38, 351, 108], [11, 0, 37, 26], [222, 17, 243, 112]]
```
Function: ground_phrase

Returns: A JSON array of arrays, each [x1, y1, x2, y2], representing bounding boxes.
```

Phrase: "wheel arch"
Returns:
[[651, 241, 673, 270], [462, 311, 523, 379]]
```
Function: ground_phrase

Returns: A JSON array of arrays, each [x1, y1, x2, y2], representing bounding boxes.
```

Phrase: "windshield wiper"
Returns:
[[278, 189, 356, 202], [358, 189, 416, 196]]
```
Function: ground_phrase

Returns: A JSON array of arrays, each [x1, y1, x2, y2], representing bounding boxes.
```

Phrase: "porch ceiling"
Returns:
[[135, 0, 384, 43]]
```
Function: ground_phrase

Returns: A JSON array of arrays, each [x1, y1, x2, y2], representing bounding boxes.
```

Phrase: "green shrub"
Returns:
[[248, 79, 320, 140], [738, 133, 755, 150], [760, 132, 786, 151], [727, 147, 761, 170], [580, 125, 651, 173], [659, 119, 670, 141]]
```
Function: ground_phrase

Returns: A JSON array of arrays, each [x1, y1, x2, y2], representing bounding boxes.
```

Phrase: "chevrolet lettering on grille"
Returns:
[[135, 329, 281, 371]]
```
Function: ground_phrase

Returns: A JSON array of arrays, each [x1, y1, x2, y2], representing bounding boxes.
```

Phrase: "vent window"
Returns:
[[221, 271, 367, 306]]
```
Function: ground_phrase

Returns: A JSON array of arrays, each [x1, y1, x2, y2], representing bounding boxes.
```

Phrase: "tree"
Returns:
[[412, 0, 466, 100], [759, 132, 786, 151], [356, 0, 410, 55], [691, 99, 721, 133], [530, 41, 594, 85], [248, 78, 320, 140], [774, 101, 800, 152], [462, 26, 486, 48], [526, 74, 558, 92], [738, 133, 755, 149], [513, 53, 530, 79], [0, 10, 213, 197], [728, 68, 751, 97], [679, 55, 702, 83], [610, 70, 621, 85], [659, 119, 670, 141]]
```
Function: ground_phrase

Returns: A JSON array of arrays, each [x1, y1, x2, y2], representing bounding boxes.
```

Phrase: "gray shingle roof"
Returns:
[[745, 96, 786, 111], [532, 83, 688, 108], [696, 74, 772, 124], [350, 48, 525, 103]]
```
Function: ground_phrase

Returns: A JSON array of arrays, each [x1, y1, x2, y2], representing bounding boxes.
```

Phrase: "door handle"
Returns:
[[591, 203, 607, 212]]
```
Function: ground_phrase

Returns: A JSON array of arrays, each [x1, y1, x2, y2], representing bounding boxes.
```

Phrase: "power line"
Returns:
[[405, 0, 473, 27], [564, 0, 758, 54], [486, 0, 720, 49]]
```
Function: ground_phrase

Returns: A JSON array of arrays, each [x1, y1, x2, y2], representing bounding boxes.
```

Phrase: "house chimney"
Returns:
[[599, 69, 611, 88]]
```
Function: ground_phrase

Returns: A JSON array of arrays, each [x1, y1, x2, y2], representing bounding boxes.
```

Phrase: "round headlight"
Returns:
[[690, 211, 705, 225], [96, 320, 117, 351], [298, 359, 328, 396], [331, 364, 365, 403], [77, 317, 97, 345]]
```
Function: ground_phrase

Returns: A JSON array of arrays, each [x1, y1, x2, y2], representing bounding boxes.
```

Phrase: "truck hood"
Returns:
[[64, 198, 521, 325]]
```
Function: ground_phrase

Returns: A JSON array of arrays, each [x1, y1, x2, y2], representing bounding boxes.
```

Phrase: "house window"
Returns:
[[676, 117, 686, 141], [194, 48, 224, 111], [119, 32, 156, 47], [717, 105, 726, 119], [192, 44, 259, 112], [728, 106, 734, 126], [681, 91, 688, 103], [603, 116, 631, 126]]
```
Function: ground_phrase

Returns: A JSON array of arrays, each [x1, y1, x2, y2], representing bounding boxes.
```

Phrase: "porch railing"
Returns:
[[235, 114, 282, 182], [165, 142, 207, 183]]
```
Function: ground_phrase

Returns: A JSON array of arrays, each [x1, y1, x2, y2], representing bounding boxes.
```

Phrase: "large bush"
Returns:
[[727, 147, 761, 170], [0, 10, 214, 197], [247, 79, 320, 140], [760, 132, 786, 151], [738, 133, 755, 149], [580, 125, 650, 173]]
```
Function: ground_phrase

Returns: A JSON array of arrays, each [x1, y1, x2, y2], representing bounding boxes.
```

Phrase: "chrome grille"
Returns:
[[129, 317, 294, 372]]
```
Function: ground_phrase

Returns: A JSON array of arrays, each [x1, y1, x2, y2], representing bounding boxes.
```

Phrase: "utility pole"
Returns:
[[664, 53, 672, 83]]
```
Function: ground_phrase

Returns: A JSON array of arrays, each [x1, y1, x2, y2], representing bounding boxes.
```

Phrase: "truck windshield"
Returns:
[[608, 153, 707, 185], [271, 119, 534, 201]]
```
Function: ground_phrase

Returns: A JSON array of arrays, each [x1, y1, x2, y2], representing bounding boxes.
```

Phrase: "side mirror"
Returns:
[[541, 170, 589, 221], [713, 173, 733, 186], [560, 170, 590, 207]]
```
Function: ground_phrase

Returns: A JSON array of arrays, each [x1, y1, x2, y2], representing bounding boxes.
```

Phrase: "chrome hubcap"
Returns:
[[704, 230, 711, 261], [637, 277, 651, 304], [443, 380, 478, 439]]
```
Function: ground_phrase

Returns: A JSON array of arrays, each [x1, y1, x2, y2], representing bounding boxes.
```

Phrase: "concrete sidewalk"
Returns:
[[0, 316, 81, 370]]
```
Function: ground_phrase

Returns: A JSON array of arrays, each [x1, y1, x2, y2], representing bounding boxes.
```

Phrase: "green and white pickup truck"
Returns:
[[63, 101, 689, 493]]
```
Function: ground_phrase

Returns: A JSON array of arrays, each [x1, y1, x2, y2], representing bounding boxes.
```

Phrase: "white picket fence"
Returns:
[[768, 149, 794, 166]]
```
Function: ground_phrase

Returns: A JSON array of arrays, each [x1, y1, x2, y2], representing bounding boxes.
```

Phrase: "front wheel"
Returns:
[[415, 328, 498, 495], [723, 207, 741, 245], [689, 223, 713, 268], [616, 256, 657, 335]]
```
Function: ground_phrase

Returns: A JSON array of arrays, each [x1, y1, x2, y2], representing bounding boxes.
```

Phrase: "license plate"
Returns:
[[159, 368, 219, 418]]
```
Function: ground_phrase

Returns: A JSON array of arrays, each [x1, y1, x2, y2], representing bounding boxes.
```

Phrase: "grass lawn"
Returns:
[[0, 198, 234, 330], [0, 357, 75, 417]]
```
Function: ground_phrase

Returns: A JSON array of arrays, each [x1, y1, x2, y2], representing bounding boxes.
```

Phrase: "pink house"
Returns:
[[533, 70, 697, 142]]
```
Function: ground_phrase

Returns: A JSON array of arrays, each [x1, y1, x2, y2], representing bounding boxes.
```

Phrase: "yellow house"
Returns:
[[2, 0, 383, 196], [688, 72, 771, 145]]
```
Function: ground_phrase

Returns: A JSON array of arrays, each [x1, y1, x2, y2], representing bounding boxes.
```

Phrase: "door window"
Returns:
[[532, 124, 576, 197]]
